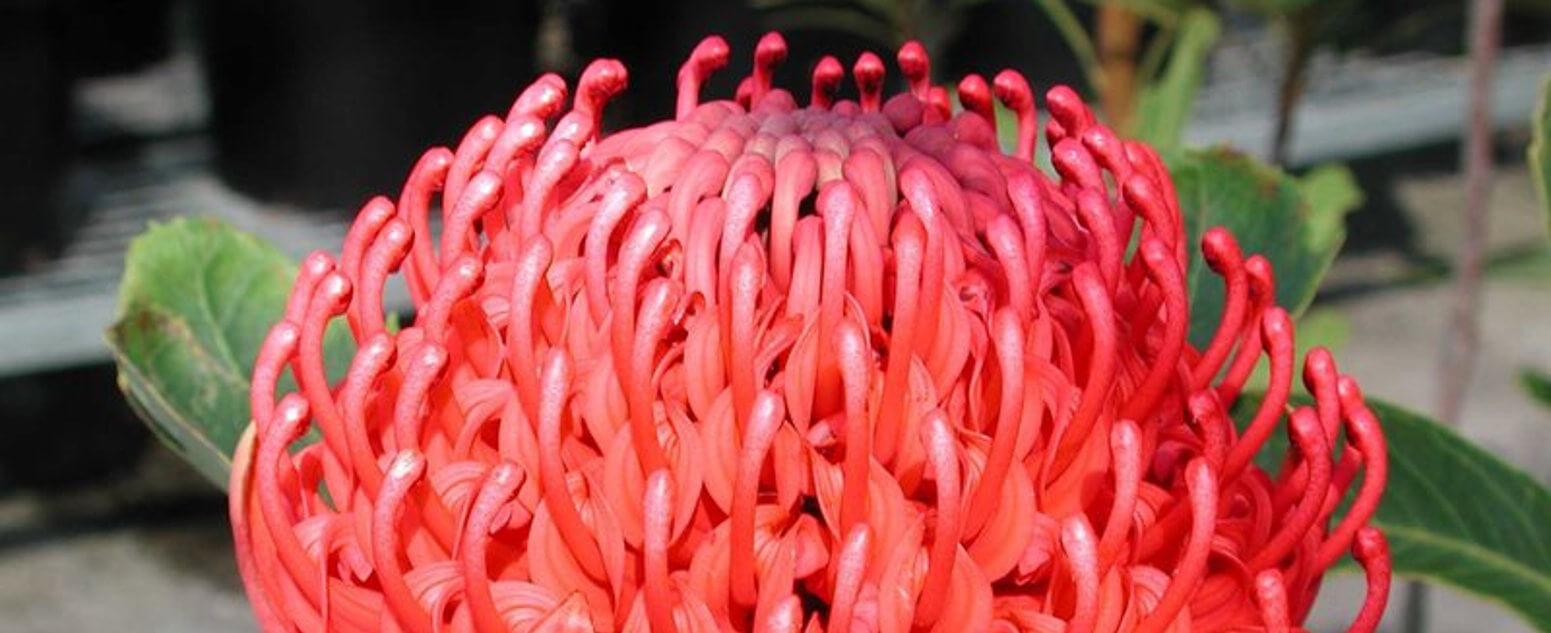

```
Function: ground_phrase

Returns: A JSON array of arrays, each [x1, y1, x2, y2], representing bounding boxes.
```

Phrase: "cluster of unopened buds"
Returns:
[[232, 32, 1392, 633]]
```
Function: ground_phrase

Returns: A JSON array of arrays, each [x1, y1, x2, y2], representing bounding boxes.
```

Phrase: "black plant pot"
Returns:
[[200, 0, 541, 210], [0, 364, 149, 490], [0, 1, 70, 273], [568, 0, 760, 126], [60, 0, 174, 79]]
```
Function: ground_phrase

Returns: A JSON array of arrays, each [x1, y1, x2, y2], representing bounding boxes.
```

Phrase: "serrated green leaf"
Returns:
[[1235, 393, 1551, 632], [106, 217, 353, 489], [1170, 149, 1358, 346], [1523, 368, 1551, 411], [1129, 8, 1219, 150], [1528, 74, 1551, 231]]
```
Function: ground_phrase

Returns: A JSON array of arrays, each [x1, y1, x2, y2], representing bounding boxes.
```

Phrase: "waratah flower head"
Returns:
[[233, 33, 1391, 633]]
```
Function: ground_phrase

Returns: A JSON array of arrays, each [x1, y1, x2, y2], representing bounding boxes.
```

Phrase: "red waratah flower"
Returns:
[[231, 33, 1392, 633]]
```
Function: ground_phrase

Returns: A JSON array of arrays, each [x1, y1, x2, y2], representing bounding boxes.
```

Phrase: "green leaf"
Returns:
[[1362, 400, 1551, 633], [1528, 74, 1551, 231], [1128, 8, 1220, 150], [1523, 367, 1551, 411], [1487, 244, 1551, 281], [1296, 163, 1364, 253], [1170, 149, 1361, 346], [1236, 394, 1551, 632], [107, 218, 352, 489]]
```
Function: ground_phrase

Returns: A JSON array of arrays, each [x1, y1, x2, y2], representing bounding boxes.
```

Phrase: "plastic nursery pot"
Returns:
[[198, 0, 541, 211], [0, 0, 71, 273]]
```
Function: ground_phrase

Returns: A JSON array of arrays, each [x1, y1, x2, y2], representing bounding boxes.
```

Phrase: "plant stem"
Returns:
[[1097, 4, 1142, 130], [1438, 0, 1504, 430], [1424, 0, 1504, 627], [1270, 8, 1317, 166]]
